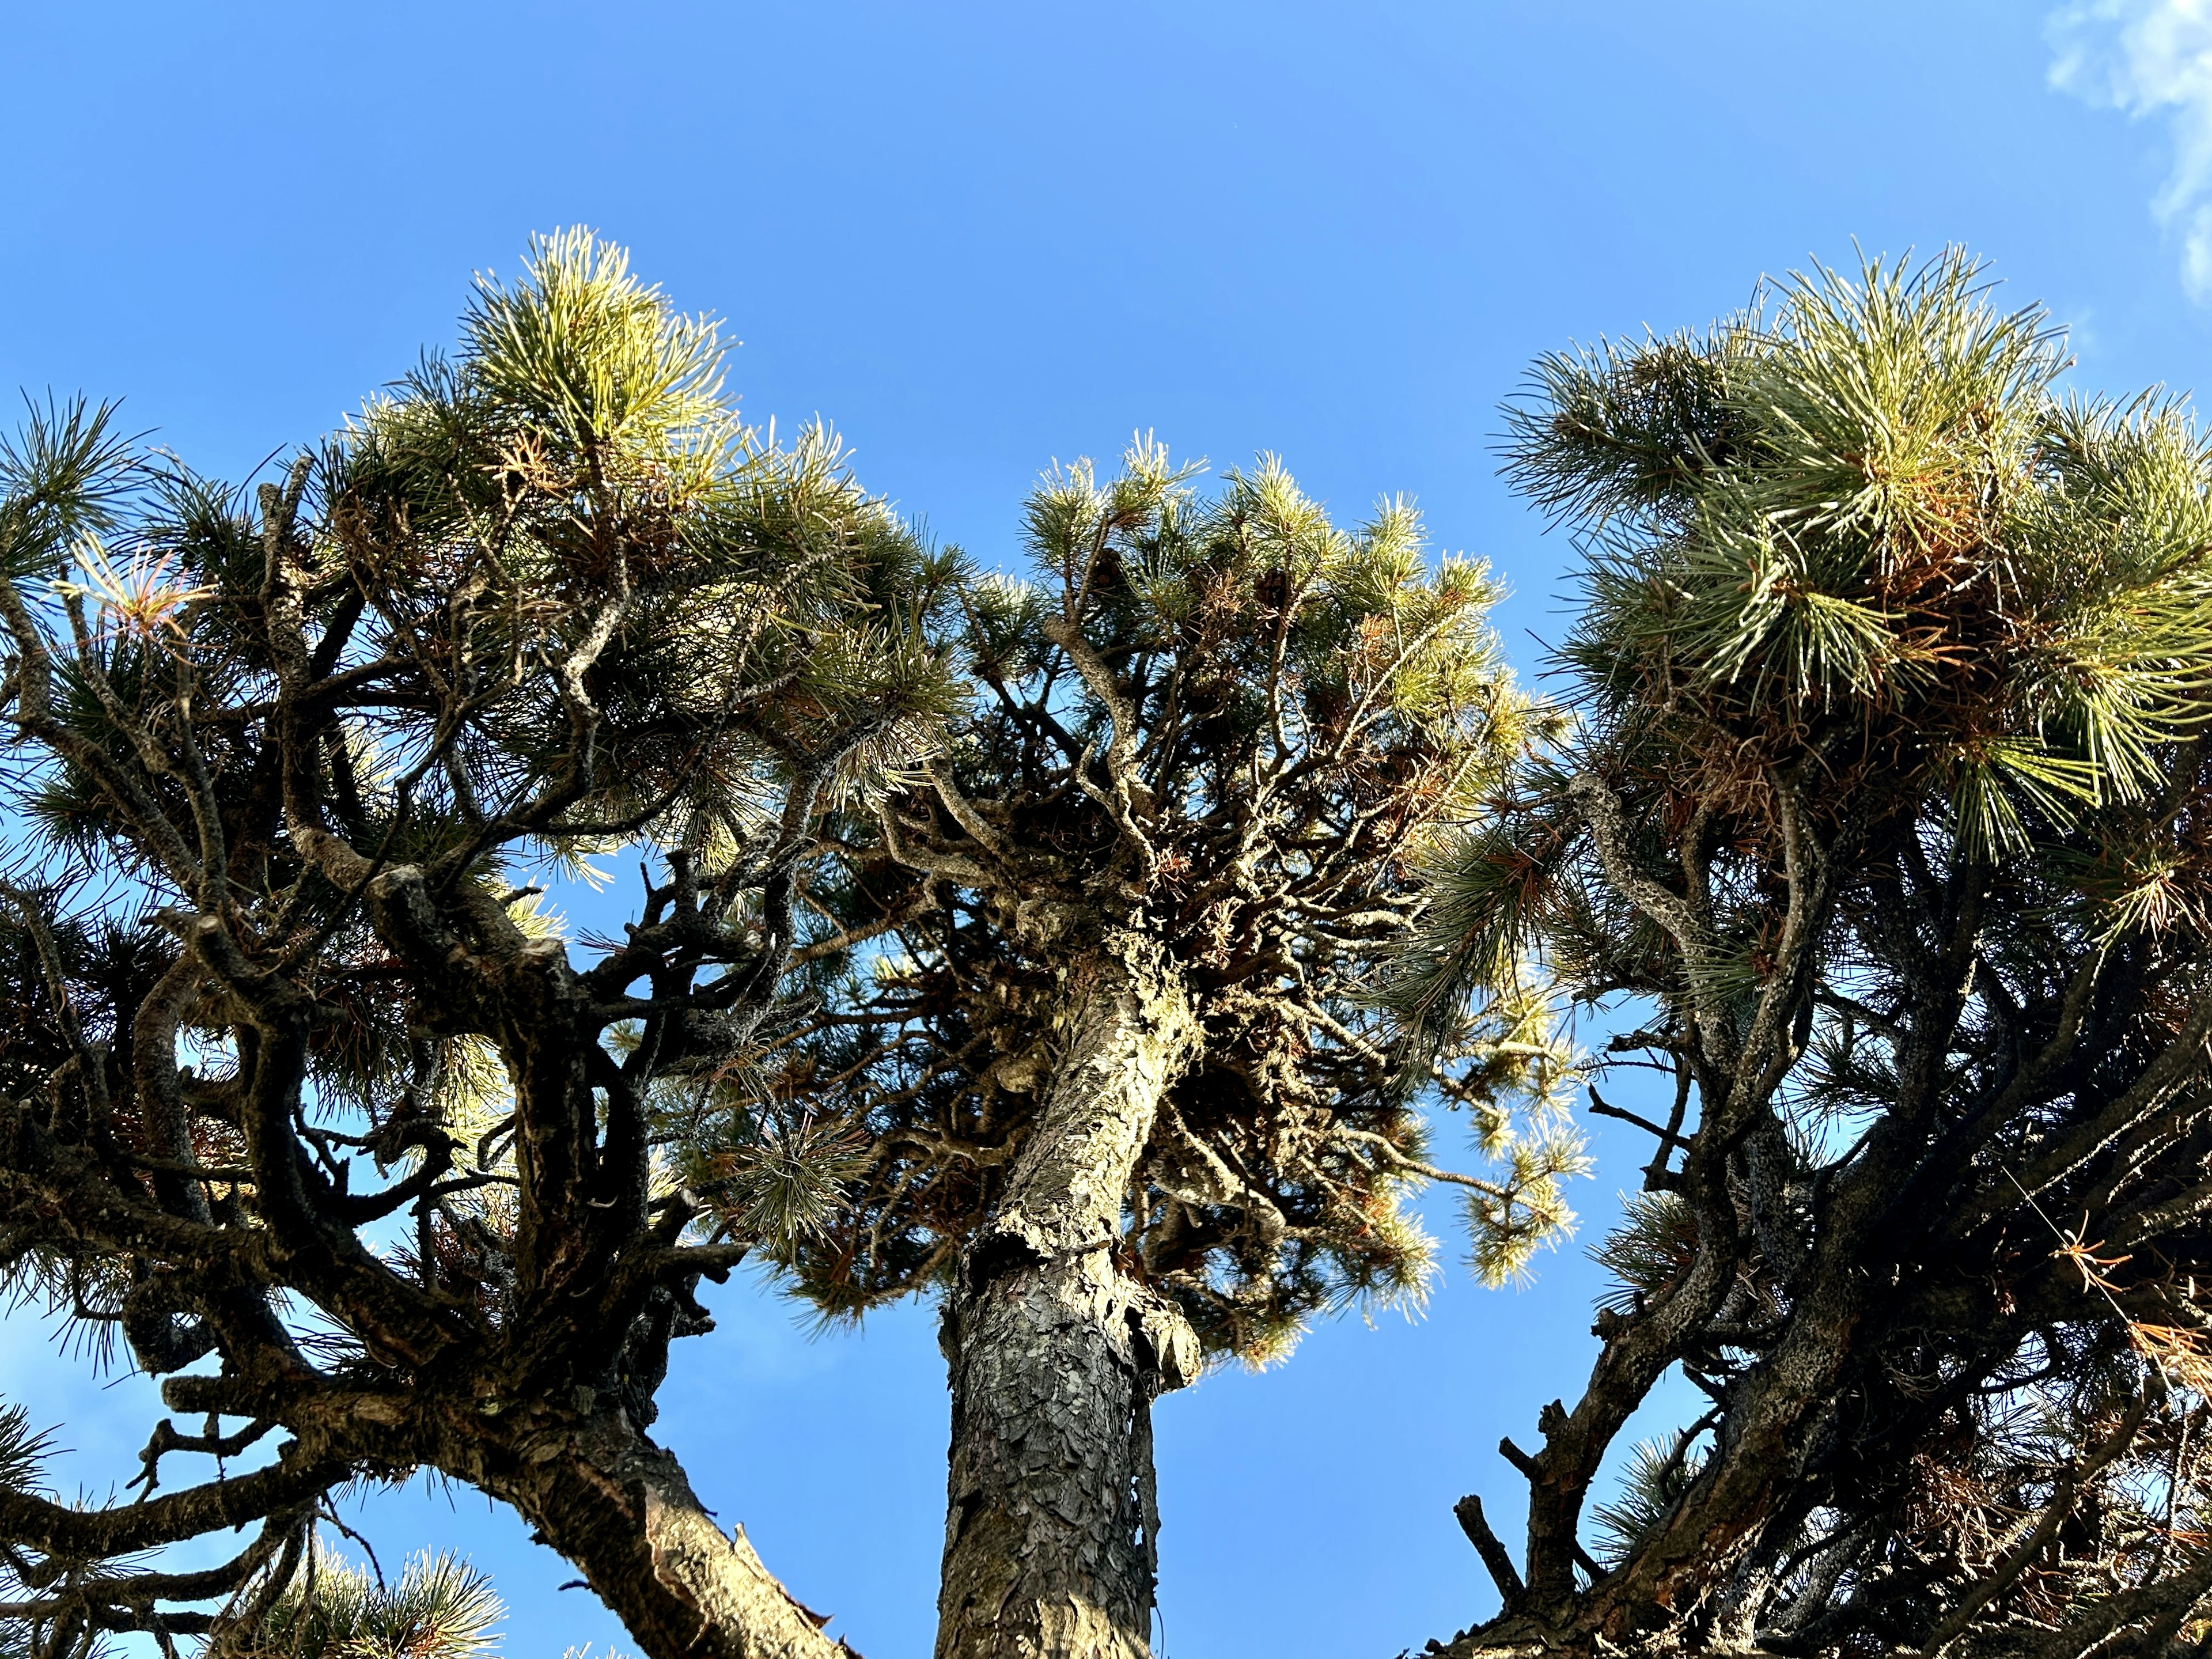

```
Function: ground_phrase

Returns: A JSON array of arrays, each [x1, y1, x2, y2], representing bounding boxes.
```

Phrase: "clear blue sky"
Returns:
[[3, 3, 2209, 1656]]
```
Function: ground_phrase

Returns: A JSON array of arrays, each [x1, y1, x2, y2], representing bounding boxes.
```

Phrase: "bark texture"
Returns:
[[935, 944, 1199, 1659], [488, 1411, 849, 1659]]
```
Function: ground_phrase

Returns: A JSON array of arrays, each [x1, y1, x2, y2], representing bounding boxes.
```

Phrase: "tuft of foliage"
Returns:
[[225, 1551, 501, 1659], [1590, 1432, 1709, 1571], [1586, 1191, 1699, 1320], [0, 1404, 55, 1495]]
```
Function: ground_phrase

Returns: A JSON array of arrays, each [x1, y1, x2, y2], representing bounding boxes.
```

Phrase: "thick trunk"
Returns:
[[488, 1408, 852, 1659], [934, 945, 1198, 1659]]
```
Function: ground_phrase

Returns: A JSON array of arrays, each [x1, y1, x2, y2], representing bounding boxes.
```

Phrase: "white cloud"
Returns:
[[2051, 0, 2212, 297]]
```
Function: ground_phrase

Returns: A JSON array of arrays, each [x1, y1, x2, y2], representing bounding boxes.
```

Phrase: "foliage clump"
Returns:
[[225, 1551, 501, 1659]]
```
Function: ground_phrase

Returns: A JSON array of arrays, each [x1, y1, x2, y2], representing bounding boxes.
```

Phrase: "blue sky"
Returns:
[[6, 3, 2212, 1656]]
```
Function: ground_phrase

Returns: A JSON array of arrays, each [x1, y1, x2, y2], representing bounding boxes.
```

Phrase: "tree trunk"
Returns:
[[487, 1407, 853, 1659], [934, 944, 1199, 1659]]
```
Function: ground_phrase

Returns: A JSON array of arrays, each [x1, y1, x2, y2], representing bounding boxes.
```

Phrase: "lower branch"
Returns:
[[479, 1408, 853, 1659]]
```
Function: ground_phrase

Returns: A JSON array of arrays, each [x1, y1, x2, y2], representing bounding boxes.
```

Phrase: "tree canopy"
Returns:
[[0, 229, 1567, 1659], [29, 223, 2207, 1659]]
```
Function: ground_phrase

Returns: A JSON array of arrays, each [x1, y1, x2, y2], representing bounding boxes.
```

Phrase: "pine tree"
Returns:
[[723, 444, 1576, 1659], [0, 231, 956, 1659], [1402, 252, 2212, 1656]]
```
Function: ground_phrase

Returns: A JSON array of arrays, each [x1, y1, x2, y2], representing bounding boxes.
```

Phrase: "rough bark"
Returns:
[[934, 943, 1199, 1659], [486, 1408, 852, 1659]]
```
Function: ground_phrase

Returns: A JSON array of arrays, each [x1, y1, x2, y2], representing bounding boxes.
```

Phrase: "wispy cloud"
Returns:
[[2051, 0, 2212, 297]]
